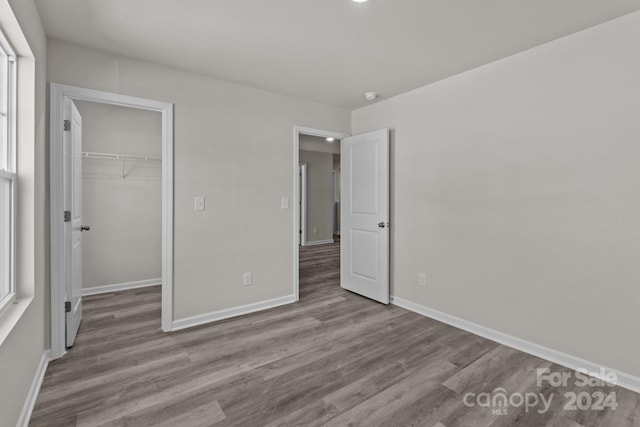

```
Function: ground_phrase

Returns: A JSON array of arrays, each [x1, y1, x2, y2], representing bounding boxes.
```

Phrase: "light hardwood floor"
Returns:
[[31, 242, 640, 426]]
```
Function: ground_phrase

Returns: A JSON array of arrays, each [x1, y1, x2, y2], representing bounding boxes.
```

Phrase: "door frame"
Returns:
[[332, 170, 339, 235], [293, 126, 349, 301], [299, 163, 308, 246], [50, 83, 174, 359]]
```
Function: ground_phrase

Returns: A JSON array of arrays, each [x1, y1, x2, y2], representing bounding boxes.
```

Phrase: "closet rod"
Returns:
[[82, 151, 161, 162]]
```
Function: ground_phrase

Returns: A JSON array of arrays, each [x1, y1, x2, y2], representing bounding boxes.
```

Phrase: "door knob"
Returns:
[[81, 225, 91, 232], [378, 222, 387, 228]]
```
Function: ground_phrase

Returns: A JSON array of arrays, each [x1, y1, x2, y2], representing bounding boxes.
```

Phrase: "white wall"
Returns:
[[300, 150, 334, 243], [75, 101, 162, 289], [0, 0, 47, 425], [48, 39, 350, 319], [352, 11, 640, 378]]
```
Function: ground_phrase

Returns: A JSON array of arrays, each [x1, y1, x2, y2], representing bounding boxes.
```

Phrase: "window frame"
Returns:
[[0, 27, 17, 312]]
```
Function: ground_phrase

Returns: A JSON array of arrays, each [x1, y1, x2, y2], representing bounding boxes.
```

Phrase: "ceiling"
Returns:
[[34, 0, 640, 109], [300, 135, 341, 154]]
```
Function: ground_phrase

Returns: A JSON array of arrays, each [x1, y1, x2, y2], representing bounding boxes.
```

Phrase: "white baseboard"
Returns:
[[391, 296, 640, 394], [17, 350, 51, 427], [304, 239, 335, 246], [171, 294, 296, 331], [81, 278, 162, 296]]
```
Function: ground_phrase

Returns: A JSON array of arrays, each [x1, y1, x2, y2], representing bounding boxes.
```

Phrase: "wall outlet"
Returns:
[[243, 272, 252, 286], [313, 227, 318, 234], [281, 197, 289, 209], [194, 196, 205, 211], [418, 273, 427, 287]]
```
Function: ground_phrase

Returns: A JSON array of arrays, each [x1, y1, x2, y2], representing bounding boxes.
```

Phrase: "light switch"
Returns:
[[281, 197, 289, 209], [194, 196, 205, 211]]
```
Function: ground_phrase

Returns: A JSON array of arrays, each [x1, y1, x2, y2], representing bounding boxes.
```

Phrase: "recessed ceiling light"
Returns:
[[352, 0, 369, 2], [326, 137, 335, 142], [364, 92, 378, 101]]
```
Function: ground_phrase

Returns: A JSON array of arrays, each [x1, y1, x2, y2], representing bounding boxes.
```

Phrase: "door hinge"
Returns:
[[65, 301, 71, 313], [63, 120, 71, 131], [64, 210, 71, 222]]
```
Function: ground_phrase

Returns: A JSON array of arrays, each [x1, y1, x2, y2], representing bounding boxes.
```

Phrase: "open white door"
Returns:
[[63, 99, 84, 347], [341, 128, 389, 304]]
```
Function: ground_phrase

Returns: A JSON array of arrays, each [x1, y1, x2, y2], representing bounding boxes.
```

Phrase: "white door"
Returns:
[[340, 128, 389, 304], [63, 99, 84, 347]]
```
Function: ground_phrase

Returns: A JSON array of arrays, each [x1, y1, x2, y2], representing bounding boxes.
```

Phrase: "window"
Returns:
[[0, 28, 16, 311]]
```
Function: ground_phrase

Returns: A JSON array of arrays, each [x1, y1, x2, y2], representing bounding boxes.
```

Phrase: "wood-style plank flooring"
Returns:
[[31, 242, 640, 426]]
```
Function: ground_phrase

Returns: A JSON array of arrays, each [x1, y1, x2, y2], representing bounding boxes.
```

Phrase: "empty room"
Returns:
[[1, 0, 640, 426]]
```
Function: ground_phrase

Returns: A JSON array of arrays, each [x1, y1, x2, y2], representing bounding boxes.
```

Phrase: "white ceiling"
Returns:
[[300, 135, 341, 154], [34, 0, 640, 109]]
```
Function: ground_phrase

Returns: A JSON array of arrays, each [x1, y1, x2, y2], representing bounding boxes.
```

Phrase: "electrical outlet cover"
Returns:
[[419, 273, 427, 287], [243, 272, 252, 286]]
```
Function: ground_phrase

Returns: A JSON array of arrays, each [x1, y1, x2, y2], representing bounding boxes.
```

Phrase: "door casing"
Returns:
[[292, 126, 349, 301], [49, 83, 174, 360], [299, 163, 308, 246]]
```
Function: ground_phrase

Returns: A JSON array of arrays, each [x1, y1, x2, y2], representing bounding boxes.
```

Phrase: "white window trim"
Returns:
[[0, 0, 36, 347], [0, 26, 17, 314], [0, 169, 16, 313], [0, 29, 17, 170]]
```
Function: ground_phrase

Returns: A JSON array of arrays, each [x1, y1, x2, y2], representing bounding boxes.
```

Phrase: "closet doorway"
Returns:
[[50, 84, 174, 360], [75, 100, 162, 295]]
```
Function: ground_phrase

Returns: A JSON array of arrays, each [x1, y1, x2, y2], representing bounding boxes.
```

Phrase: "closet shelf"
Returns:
[[82, 151, 161, 162], [82, 151, 160, 179]]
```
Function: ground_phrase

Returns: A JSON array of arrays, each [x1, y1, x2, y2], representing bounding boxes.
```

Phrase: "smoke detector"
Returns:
[[364, 92, 378, 101]]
